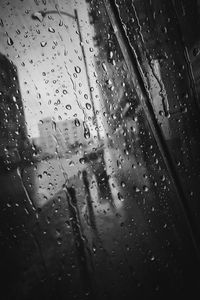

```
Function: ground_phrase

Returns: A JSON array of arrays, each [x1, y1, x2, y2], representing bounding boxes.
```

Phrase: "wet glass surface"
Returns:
[[0, 0, 200, 299]]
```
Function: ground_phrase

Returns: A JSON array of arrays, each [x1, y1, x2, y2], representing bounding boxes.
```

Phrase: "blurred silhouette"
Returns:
[[0, 53, 34, 172], [83, 145, 113, 205]]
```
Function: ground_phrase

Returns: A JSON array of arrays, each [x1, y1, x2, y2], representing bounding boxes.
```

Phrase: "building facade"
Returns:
[[37, 117, 90, 157], [0, 53, 29, 168]]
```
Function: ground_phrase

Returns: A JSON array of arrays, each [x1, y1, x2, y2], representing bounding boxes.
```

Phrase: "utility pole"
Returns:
[[31, 8, 100, 141]]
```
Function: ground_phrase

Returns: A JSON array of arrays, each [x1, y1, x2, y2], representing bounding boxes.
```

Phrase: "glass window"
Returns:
[[0, 0, 200, 299]]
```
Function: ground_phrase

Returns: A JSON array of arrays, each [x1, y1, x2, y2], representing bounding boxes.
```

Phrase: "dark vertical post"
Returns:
[[82, 170, 98, 233], [74, 9, 100, 141], [66, 186, 94, 297]]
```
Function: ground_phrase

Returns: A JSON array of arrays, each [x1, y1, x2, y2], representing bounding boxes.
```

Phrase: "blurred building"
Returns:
[[0, 53, 29, 168], [37, 117, 56, 156], [36, 117, 90, 157]]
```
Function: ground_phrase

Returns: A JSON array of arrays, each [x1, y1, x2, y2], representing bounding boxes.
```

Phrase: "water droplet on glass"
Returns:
[[134, 186, 140, 193], [48, 27, 55, 33], [74, 118, 80, 127], [40, 41, 47, 47], [102, 62, 107, 72], [69, 160, 75, 166], [117, 192, 124, 201], [32, 11, 44, 22], [143, 186, 149, 192], [117, 160, 122, 169], [85, 103, 91, 110], [0, 19, 4, 27], [83, 122, 90, 139], [121, 181, 126, 188], [65, 104, 72, 110], [75, 66, 81, 73], [7, 37, 14, 46], [150, 255, 155, 262], [193, 47, 200, 56], [92, 244, 96, 253], [79, 157, 86, 165], [124, 149, 129, 156], [57, 237, 62, 245]]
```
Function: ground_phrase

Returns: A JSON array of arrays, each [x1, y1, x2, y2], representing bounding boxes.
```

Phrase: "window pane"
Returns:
[[0, 0, 199, 299]]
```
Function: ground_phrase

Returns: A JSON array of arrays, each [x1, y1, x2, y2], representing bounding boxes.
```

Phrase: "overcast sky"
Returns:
[[0, 0, 101, 138]]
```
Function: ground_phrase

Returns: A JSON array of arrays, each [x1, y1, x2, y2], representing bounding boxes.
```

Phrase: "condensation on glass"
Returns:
[[0, 0, 200, 299]]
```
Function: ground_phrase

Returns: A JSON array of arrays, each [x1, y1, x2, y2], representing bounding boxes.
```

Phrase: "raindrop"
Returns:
[[161, 175, 166, 181], [92, 244, 96, 253], [69, 161, 75, 166], [57, 237, 62, 245], [159, 110, 164, 116], [7, 37, 14, 46], [59, 20, 63, 26], [63, 89, 67, 95], [83, 121, 90, 139], [65, 104, 72, 110], [74, 118, 80, 127], [121, 181, 126, 188], [0, 19, 4, 27], [48, 27, 55, 33], [102, 62, 107, 72], [143, 186, 149, 192], [85, 103, 91, 110], [106, 79, 112, 86], [117, 192, 124, 201], [124, 149, 129, 156], [79, 157, 86, 165], [150, 255, 155, 262], [134, 186, 140, 193], [162, 26, 168, 34], [32, 11, 44, 22], [117, 160, 122, 169], [40, 41, 47, 47], [109, 51, 114, 58], [193, 47, 200, 57], [75, 66, 81, 73]]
